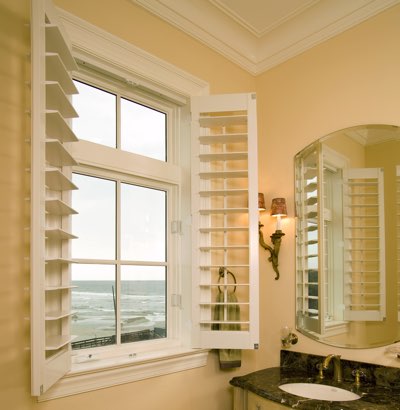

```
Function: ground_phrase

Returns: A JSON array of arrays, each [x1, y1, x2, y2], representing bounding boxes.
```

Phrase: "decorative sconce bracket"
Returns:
[[281, 329, 298, 348], [259, 222, 285, 280]]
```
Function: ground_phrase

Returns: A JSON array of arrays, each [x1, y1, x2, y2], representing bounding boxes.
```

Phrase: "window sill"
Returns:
[[324, 320, 348, 337], [38, 347, 209, 401]]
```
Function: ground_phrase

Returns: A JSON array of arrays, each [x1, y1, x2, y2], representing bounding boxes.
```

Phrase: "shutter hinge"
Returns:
[[171, 294, 182, 308], [40, 385, 44, 395], [171, 220, 182, 234]]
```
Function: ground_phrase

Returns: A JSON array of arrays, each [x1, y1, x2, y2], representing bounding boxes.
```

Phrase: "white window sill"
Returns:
[[38, 347, 209, 401]]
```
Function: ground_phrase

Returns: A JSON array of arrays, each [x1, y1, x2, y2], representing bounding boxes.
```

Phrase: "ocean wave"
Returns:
[[72, 291, 113, 297]]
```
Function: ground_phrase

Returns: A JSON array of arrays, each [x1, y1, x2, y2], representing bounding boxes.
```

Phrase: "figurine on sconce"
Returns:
[[258, 194, 287, 280]]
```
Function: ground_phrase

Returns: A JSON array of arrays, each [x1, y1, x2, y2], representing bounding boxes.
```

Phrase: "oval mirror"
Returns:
[[295, 124, 400, 348]]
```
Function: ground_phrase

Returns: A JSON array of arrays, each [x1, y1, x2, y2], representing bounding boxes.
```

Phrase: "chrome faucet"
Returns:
[[322, 354, 342, 383]]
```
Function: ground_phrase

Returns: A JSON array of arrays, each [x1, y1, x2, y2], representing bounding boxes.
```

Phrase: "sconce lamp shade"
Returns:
[[258, 193, 266, 211], [258, 196, 287, 279], [270, 198, 287, 217]]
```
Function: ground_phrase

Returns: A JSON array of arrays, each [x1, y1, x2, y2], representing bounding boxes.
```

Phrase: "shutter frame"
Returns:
[[191, 93, 259, 349], [295, 142, 323, 335], [343, 167, 386, 321], [31, 0, 78, 396]]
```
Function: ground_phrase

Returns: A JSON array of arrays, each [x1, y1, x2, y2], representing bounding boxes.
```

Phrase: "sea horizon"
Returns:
[[71, 280, 166, 346]]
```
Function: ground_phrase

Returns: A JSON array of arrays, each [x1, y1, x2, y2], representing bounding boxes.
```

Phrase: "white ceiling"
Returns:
[[344, 124, 400, 146], [132, 0, 400, 75]]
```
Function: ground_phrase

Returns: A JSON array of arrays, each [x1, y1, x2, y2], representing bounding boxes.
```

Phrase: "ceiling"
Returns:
[[344, 124, 400, 146], [132, 0, 400, 75]]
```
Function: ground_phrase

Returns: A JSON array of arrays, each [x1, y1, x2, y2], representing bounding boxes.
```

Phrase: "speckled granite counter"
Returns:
[[230, 351, 400, 409]]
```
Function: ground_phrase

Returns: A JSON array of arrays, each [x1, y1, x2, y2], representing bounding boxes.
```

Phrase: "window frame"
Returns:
[[33, 3, 258, 401], [322, 151, 346, 328], [38, 73, 206, 401], [34, 5, 210, 398], [69, 169, 173, 353], [66, 71, 191, 357]]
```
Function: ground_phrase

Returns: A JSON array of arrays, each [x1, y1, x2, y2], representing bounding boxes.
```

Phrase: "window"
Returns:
[[323, 163, 344, 325], [72, 80, 167, 160], [69, 76, 178, 355], [71, 174, 168, 350], [31, 1, 259, 399], [295, 144, 348, 336]]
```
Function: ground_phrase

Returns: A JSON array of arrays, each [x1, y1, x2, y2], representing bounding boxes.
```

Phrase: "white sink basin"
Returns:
[[279, 383, 361, 402]]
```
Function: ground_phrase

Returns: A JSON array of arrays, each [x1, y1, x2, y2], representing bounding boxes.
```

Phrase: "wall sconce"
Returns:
[[258, 194, 287, 280], [281, 326, 298, 348]]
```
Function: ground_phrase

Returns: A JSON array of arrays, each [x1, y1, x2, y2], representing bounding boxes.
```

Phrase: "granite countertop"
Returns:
[[230, 351, 400, 410]]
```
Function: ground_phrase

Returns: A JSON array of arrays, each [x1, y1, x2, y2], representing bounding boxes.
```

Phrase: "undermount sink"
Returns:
[[279, 383, 361, 402]]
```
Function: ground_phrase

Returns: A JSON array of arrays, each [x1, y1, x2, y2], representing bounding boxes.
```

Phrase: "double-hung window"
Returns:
[[70, 77, 181, 355]]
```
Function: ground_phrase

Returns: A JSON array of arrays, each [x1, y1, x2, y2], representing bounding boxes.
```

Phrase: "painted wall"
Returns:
[[0, 1, 34, 409], [1, 0, 400, 409], [256, 2, 400, 368]]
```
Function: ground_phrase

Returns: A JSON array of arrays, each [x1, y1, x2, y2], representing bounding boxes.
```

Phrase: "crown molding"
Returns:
[[57, 8, 210, 98], [209, 0, 318, 38], [345, 124, 400, 146], [132, 0, 259, 73], [132, 0, 400, 75]]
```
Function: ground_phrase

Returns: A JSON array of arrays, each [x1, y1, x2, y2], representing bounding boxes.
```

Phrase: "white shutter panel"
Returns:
[[191, 93, 259, 349], [31, 0, 79, 396], [343, 168, 386, 321], [295, 142, 323, 335]]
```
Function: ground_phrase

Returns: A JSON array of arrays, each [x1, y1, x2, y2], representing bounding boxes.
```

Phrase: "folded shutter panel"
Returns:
[[191, 93, 259, 349], [31, 0, 79, 396], [295, 142, 323, 334]]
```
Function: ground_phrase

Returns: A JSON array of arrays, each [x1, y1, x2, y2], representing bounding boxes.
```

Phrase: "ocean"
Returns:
[[71, 280, 166, 346]]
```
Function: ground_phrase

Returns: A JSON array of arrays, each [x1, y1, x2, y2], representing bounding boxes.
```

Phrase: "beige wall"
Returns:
[[0, 1, 34, 409], [256, 3, 400, 366], [54, 0, 256, 95], [2, 0, 400, 409]]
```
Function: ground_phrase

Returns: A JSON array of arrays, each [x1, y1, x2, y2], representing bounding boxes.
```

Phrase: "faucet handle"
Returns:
[[352, 368, 366, 387], [316, 362, 324, 380]]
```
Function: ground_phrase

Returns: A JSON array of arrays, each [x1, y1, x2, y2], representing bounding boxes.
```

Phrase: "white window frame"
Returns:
[[295, 144, 349, 338], [35, 5, 210, 401], [70, 169, 176, 348], [68, 71, 183, 353], [320, 146, 348, 336]]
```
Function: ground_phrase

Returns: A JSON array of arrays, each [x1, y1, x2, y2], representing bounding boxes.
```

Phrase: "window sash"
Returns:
[[72, 78, 169, 162], [70, 170, 171, 350]]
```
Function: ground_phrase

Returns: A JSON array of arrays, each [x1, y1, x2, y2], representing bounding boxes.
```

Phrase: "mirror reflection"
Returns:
[[295, 124, 400, 348]]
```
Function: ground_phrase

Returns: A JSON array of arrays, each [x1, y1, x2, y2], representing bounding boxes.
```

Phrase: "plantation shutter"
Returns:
[[295, 142, 323, 335], [31, 0, 79, 396], [343, 167, 386, 321], [191, 93, 259, 349]]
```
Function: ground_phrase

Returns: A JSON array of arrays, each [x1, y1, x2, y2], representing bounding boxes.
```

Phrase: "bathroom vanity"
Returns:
[[230, 351, 400, 409], [237, 390, 286, 409], [246, 391, 286, 410]]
